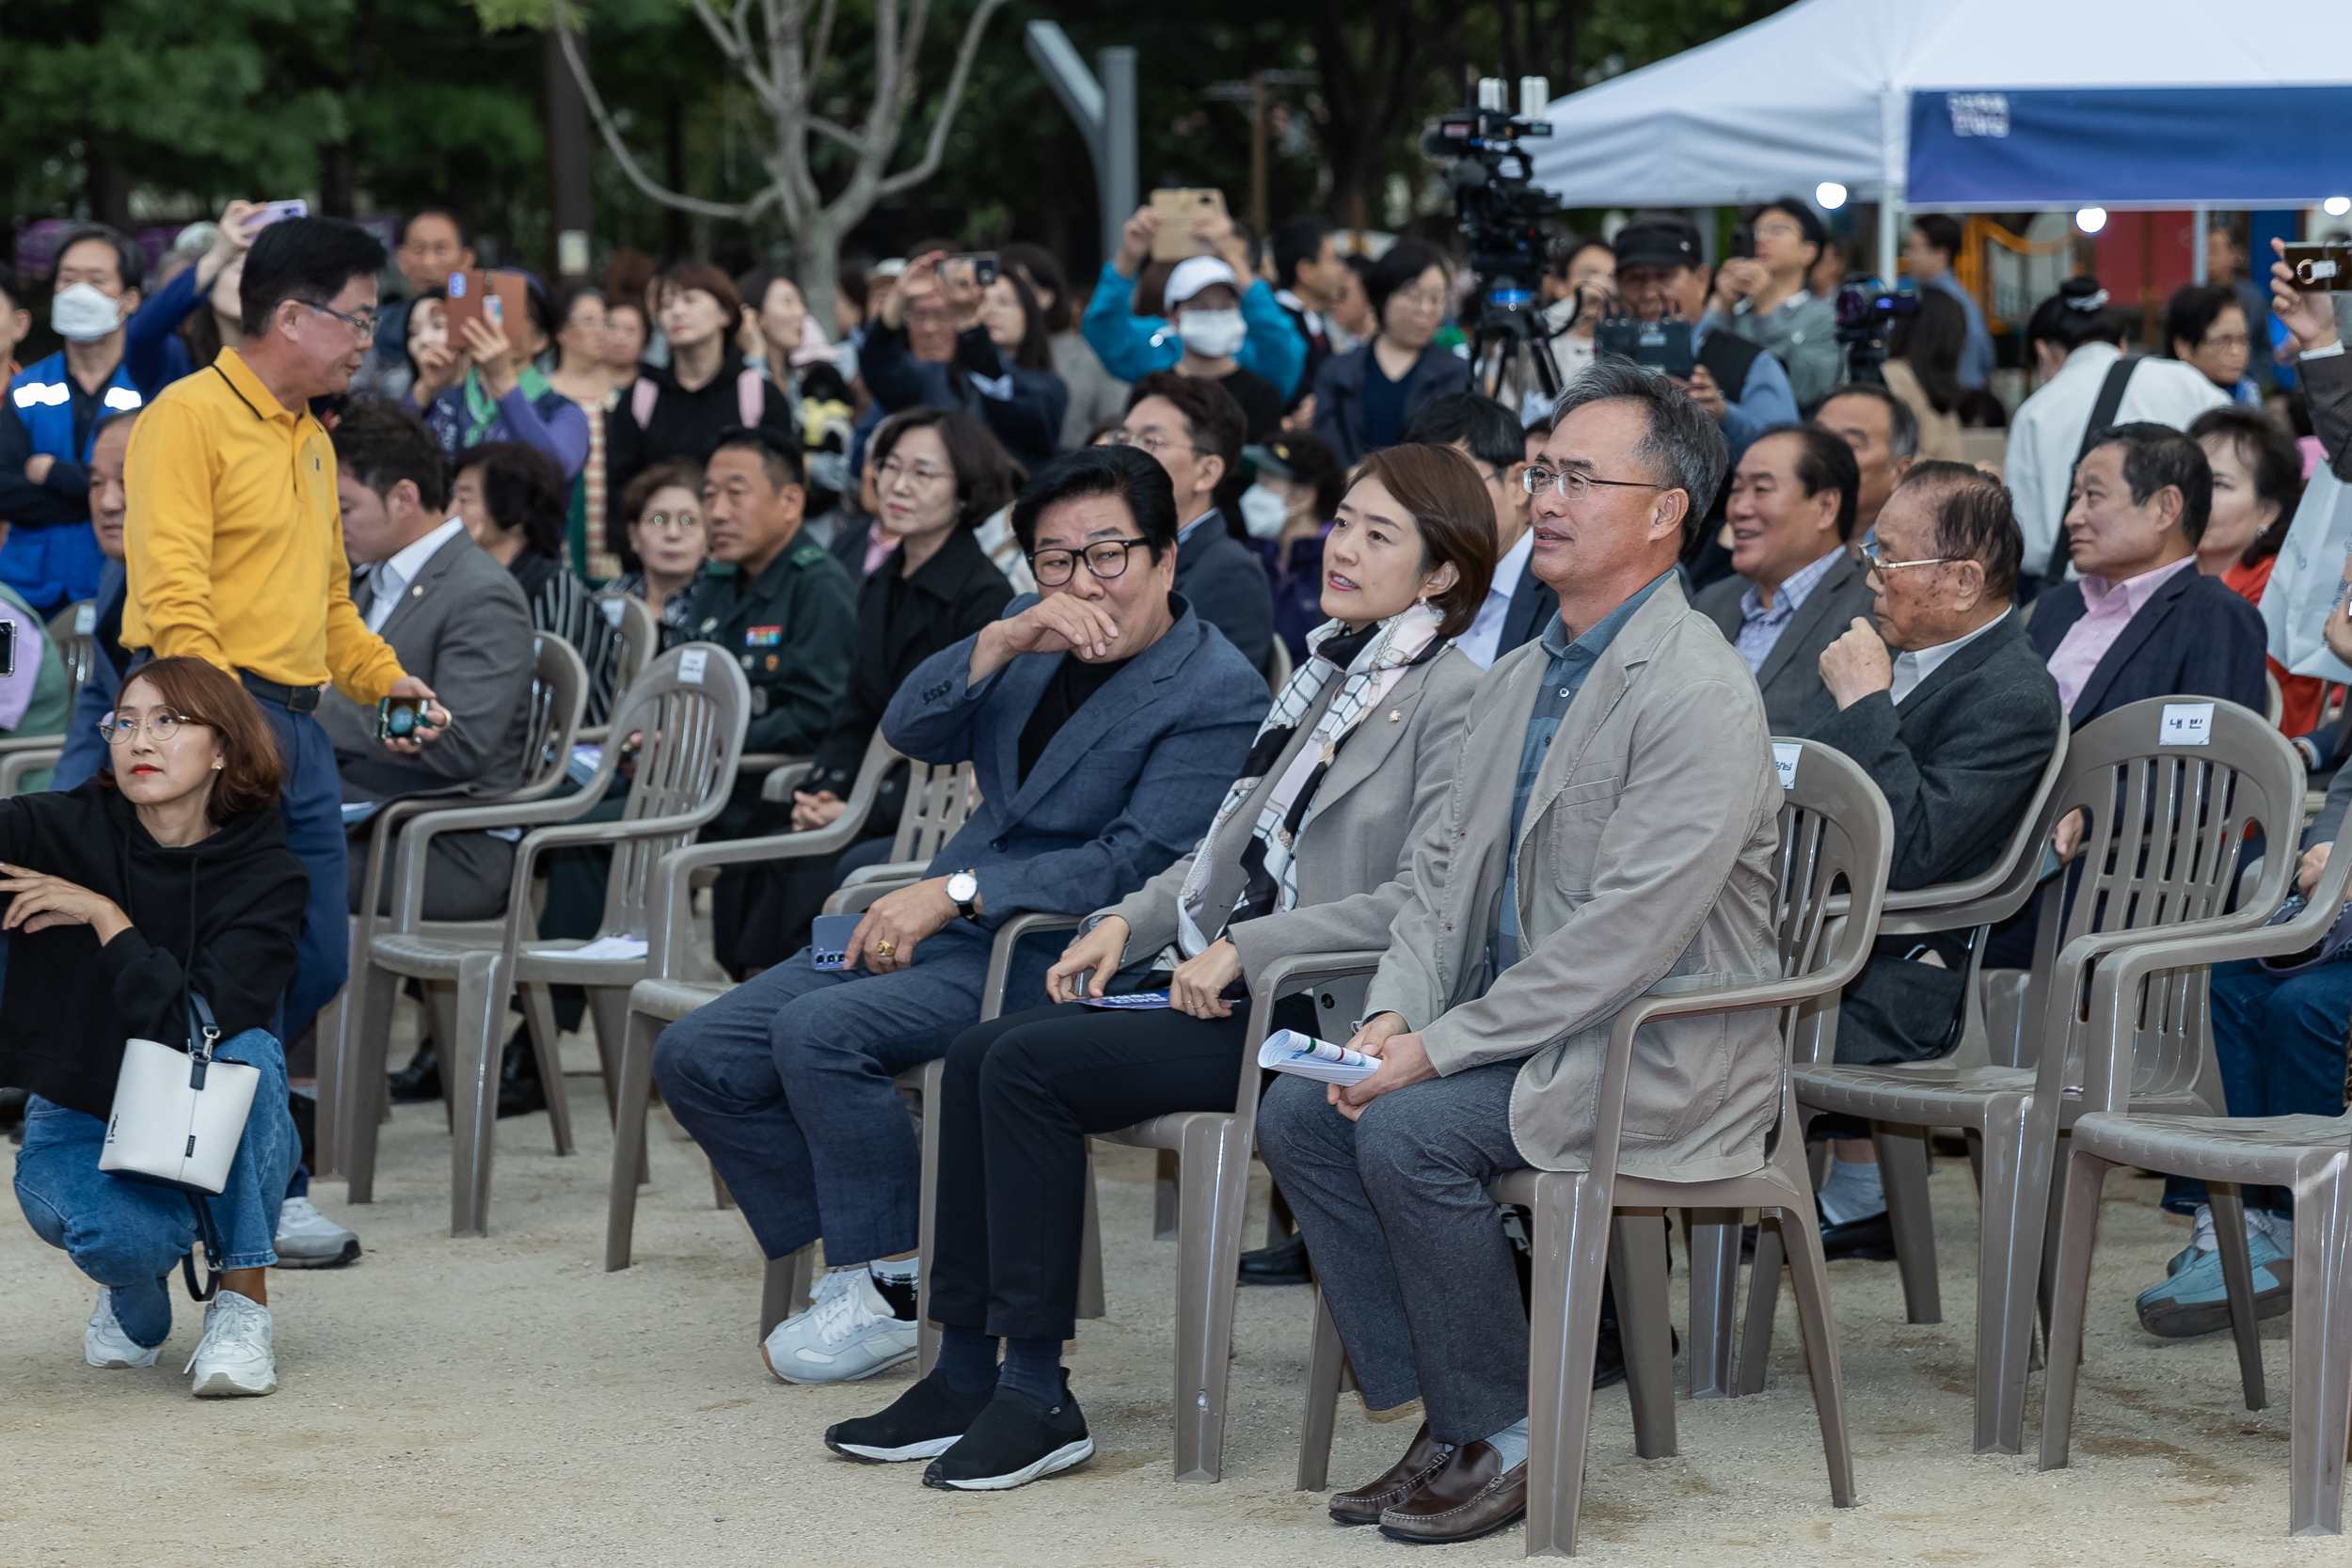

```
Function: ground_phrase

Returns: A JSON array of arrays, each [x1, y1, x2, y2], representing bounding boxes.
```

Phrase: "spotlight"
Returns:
[[1815, 182, 1848, 212], [2074, 207, 2108, 234], [2326, 196, 2351, 217]]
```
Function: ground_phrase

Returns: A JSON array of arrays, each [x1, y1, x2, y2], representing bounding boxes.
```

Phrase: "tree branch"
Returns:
[[807, 0, 839, 89], [688, 0, 778, 112], [552, 3, 771, 221], [872, 0, 1009, 197], [807, 117, 866, 153]]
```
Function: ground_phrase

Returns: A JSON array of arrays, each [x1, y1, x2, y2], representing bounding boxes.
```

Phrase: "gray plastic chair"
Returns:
[[831, 757, 977, 900], [46, 600, 94, 691], [1790, 695, 2303, 1454], [1295, 738, 1894, 1558], [578, 594, 659, 745], [0, 744, 60, 796], [2040, 842, 2352, 1535], [343, 643, 750, 1236], [1720, 724, 2072, 1386], [316, 632, 588, 1178]]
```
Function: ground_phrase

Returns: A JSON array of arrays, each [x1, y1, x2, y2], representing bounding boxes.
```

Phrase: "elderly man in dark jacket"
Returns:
[[1792, 463, 2063, 1256], [654, 446, 1267, 1388]]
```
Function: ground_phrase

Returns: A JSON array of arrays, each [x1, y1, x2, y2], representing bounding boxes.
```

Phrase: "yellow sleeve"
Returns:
[[324, 535, 405, 705], [122, 399, 227, 671]]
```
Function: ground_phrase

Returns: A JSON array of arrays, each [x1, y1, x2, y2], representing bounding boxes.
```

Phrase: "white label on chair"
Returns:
[[1772, 742, 1802, 791], [2159, 702, 2214, 747], [73, 603, 96, 635], [677, 648, 707, 685], [601, 597, 625, 627]]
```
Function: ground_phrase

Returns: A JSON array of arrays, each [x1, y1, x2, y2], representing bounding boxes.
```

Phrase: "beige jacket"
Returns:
[[1097, 647, 1480, 982], [1364, 576, 1786, 1183]]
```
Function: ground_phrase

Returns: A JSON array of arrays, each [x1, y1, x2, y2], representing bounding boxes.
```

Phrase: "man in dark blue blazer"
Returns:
[[654, 445, 1268, 1386], [1122, 371, 1276, 675]]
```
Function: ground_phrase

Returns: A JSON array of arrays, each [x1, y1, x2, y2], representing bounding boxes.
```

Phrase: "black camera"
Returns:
[[1834, 282, 1919, 387], [1594, 315, 1697, 379], [1424, 77, 1564, 392], [0, 617, 15, 678]]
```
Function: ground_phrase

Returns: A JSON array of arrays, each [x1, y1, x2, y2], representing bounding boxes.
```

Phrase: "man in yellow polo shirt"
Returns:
[[124, 216, 446, 1041]]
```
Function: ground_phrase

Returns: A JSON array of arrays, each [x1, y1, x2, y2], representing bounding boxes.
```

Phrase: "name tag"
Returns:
[[677, 648, 707, 685], [2159, 702, 2214, 747], [601, 597, 625, 628], [1772, 742, 1803, 791], [74, 603, 97, 635]]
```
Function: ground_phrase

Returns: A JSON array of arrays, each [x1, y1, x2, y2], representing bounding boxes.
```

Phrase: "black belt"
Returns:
[[238, 670, 321, 714]]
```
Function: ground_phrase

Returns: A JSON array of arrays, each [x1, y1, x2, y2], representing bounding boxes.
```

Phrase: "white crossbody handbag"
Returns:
[[99, 994, 259, 1196]]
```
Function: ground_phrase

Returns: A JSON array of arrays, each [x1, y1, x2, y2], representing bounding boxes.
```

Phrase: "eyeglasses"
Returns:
[[1106, 428, 1196, 460], [99, 708, 196, 746], [1390, 287, 1448, 312], [305, 301, 380, 343], [640, 511, 701, 534], [879, 458, 953, 487], [1857, 541, 1959, 573], [1028, 537, 1153, 587], [1521, 467, 1670, 502]]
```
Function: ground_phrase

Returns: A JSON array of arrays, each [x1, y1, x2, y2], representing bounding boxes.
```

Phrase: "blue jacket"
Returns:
[[861, 323, 1068, 474], [1080, 262, 1307, 402], [2026, 564, 2268, 729], [51, 562, 127, 792], [3, 351, 133, 610], [882, 592, 1268, 923], [1310, 341, 1472, 467], [1175, 512, 1275, 674], [122, 265, 201, 399]]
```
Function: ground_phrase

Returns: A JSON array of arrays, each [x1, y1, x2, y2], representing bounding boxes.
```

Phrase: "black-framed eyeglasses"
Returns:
[[1028, 537, 1153, 587], [1106, 428, 1197, 460], [304, 301, 380, 343], [1521, 466, 1670, 502]]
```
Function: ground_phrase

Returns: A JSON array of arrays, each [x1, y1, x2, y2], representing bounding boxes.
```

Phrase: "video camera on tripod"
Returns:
[[1425, 76, 1565, 399], [1835, 280, 1918, 387]]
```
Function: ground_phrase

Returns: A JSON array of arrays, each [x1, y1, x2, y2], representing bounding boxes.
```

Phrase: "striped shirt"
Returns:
[[1732, 546, 1842, 673]]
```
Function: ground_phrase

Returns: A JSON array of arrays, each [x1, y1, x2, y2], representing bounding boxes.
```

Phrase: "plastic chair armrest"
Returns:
[[979, 911, 1082, 1022]]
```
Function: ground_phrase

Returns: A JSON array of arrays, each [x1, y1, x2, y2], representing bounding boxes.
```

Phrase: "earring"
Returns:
[[213, 760, 224, 770]]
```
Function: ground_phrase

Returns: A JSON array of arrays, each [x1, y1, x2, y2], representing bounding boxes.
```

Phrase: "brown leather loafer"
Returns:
[[1327, 1419, 1448, 1526], [1376, 1439, 1527, 1544]]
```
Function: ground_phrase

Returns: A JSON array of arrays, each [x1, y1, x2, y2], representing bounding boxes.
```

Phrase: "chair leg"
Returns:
[[1170, 1117, 1251, 1482], [1075, 1149, 1107, 1320], [1737, 1217, 1786, 1397], [1296, 1286, 1345, 1492], [581, 985, 630, 1126], [1773, 1197, 1856, 1508], [2286, 1160, 2352, 1536], [340, 959, 403, 1206], [446, 951, 510, 1238], [914, 1057, 945, 1378], [2037, 1145, 2113, 1473], [603, 1004, 661, 1272], [2207, 1181, 2269, 1412], [1873, 1120, 1943, 1324], [1681, 1206, 1742, 1400], [1971, 1097, 2058, 1454], [790, 1242, 818, 1315], [426, 981, 461, 1133], [527, 982, 576, 1158], [1154, 1147, 1181, 1241], [760, 1252, 798, 1341], [1611, 1212, 1677, 1459], [1523, 1171, 1616, 1559], [710, 1165, 735, 1210]]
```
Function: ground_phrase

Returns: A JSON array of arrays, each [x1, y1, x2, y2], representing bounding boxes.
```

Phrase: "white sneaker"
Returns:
[[274, 1195, 362, 1268], [85, 1291, 160, 1370], [185, 1289, 277, 1398], [761, 1269, 917, 1385]]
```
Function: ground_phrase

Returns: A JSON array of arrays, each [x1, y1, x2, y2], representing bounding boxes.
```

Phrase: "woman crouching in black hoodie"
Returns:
[[4, 657, 308, 1398]]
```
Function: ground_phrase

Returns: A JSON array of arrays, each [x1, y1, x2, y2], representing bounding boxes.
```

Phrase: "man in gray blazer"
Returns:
[[1790, 462, 2064, 1259], [1692, 423, 1876, 732], [1258, 361, 1784, 1544], [326, 403, 536, 923]]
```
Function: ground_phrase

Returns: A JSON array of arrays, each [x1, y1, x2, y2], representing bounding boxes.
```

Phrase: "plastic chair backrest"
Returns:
[[2025, 695, 2303, 1103], [46, 600, 94, 691], [2265, 670, 2284, 727], [595, 641, 752, 940], [1879, 722, 2071, 931], [580, 595, 660, 743], [889, 760, 975, 864], [517, 633, 590, 800]]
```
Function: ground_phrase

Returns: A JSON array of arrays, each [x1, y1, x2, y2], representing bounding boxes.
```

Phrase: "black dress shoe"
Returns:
[[1238, 1232, 1312, 1287], [1819, 1211, 1897, 1261], [496, 1037, 547, 1119], [388, 1041, 441, 1103]]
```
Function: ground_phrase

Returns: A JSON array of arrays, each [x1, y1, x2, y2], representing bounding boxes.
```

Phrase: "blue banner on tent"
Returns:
[[1909, 87, 2352, 207]]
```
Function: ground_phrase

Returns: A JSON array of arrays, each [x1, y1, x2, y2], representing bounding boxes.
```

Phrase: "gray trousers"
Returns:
[[1257, 1059, 1530, 1443]]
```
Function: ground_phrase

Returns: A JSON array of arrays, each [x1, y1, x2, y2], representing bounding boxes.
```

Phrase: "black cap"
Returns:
[[1613, 220, 1702, 272]]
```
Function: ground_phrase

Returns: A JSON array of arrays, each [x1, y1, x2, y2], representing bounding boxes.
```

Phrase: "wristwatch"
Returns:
[[946, 869, 982, 923]]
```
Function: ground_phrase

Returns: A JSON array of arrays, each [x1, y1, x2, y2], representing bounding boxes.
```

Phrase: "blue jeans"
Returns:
[[12, 1029, 299, 1347], [253, 700, 350, 1032], [2183, 958, 2352, 1215], [652, 922, 1059, 1266]]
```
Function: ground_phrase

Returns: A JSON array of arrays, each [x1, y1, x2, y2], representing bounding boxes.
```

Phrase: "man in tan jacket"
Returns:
[[1260, 358, 1785, 1545]]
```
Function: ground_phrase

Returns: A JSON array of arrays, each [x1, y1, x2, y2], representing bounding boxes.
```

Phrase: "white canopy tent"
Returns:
[[1522, 0, 2352, 275]]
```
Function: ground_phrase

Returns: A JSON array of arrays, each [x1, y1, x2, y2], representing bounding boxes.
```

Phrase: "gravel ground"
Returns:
[[1, 1024, 2327, 1566]]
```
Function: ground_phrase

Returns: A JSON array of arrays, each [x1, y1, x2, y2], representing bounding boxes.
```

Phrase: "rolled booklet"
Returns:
[[1257, 1028, 1379, 1087]]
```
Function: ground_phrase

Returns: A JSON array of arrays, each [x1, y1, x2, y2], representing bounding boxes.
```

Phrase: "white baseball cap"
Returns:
[[1164, 256, 1242, 309]]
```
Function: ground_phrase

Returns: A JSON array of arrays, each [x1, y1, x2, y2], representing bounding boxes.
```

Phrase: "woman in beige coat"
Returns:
[[824, 444, 1496, 1489]]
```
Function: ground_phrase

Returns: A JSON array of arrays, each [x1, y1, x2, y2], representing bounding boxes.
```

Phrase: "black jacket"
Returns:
[[1311, 341, 1472, 465], [604, 348, 797, 505], [806, 527, 1015, 800], [0, 784, 308, 1117], [1175, 511, 1277, 675], [862, 322, 1069, 473], [2026, 563, 2268, 728]]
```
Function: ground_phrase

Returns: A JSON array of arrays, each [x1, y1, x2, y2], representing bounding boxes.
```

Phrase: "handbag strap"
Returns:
[[2046, 357, 2138, 581], [180, 1196, 224, 1303]]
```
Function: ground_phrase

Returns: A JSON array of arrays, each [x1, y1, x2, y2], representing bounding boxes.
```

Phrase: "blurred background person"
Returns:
[[1707, 196, 1841, 415], [1903, 214, 1995, 391], [2167, 283, 2260, 407], [1311, 239, 1470, 465], [606, 261, 798, 502], [451, 442, 613, 721], [407, 269, 590, 483], [1002, 242, 1127, 452], [547, 285, 623, 579], [358, 208, 475, 403], [1539, 230, 1616, 389], [596, 459, 710, 650], [2188, 406, 2318, 739], [1084, 203, 1305, 413], [50, 409, 138, 793], [603, 292, 650, 383], [130, 201, 262, 391], [1239, 432, 1347, 665], [1881, 288, 1969, 461], [1269, 215, 1347, 415], [1327, 255, 1375, 352], [1814, 383, 1921, 541], [864, 253, 1066, 473]]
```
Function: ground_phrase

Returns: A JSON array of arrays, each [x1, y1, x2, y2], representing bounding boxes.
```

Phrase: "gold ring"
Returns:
[[875, 939, 897, 958]]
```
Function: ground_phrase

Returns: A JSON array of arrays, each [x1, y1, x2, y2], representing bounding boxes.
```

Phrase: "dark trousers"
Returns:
[[2189, 957, 2352, 1214], [253, 701, 348, 1034], [928, 995, 1311, 1343]]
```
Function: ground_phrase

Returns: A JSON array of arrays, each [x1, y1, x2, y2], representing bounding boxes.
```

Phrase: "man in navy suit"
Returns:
[[653, 445, 1268, 1387]]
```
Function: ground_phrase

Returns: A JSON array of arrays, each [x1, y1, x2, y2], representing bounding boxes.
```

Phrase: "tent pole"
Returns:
[[1879, 187, 1902, 286], [2192, 208, 2210, 283]]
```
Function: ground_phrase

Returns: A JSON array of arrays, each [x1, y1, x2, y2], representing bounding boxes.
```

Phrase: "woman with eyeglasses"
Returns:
[[1, 657, 309, 1399], [1311, 240, 1471, 466], [405, 267, 592, 483], [825, 443, 1491, 1488], [596, 459, 711, 649], [718, 408, 1020, 976]]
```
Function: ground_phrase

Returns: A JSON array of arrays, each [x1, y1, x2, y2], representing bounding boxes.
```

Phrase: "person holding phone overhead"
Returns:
[[1082, 200, 1307, 404], [862, 254, 1068, 472], [405, 268, 591, 482]]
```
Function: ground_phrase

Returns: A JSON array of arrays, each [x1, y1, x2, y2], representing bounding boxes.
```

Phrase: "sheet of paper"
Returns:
[[529, 934, 649, 961], [1256, 1027, 1378, 1086]]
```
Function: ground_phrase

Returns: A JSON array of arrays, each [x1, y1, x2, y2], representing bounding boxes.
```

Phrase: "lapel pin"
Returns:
[[1388, 708, 1402, 721]]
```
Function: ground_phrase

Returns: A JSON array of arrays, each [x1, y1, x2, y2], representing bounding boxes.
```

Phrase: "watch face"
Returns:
[[947, 872, 977, 902]]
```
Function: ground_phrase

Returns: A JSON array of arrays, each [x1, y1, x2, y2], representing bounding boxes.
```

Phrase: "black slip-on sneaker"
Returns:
[[921, 1377, 1094, 1491], [825, 1369, 994, 1462]]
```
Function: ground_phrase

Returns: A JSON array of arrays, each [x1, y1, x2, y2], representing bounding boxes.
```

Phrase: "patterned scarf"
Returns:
[[1176, 601, 1446, 955]]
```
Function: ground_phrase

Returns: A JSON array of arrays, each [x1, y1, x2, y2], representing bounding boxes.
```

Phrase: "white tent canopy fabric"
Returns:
[[1523, 0, 2352, 211]]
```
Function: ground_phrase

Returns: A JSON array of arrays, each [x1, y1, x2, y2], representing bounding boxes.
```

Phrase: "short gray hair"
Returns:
[[1818, 381, 1920, 461], [1550, 357, 1729, 547]]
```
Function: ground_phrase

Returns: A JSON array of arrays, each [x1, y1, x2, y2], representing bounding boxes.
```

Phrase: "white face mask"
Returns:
[[1238, 483, 1293, 540], [51, 282, 124, 343], [1176, 309, 1247, 360]]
